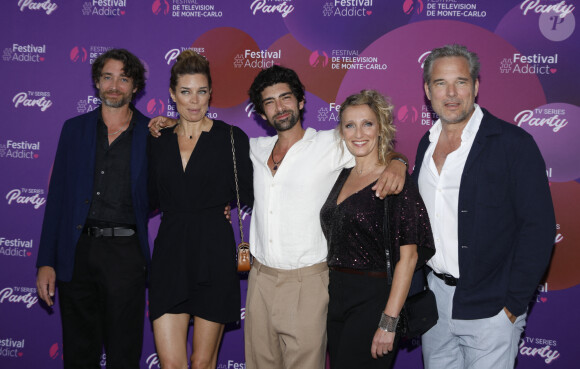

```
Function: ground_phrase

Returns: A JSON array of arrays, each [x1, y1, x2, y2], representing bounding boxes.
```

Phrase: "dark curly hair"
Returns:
[[248, 65, 305, 120], [92, 48, 146, 98]]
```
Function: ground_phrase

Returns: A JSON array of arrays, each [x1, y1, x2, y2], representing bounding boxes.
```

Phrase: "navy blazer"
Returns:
[[412, 109, 555, 319], [36, 106, 151, 282]]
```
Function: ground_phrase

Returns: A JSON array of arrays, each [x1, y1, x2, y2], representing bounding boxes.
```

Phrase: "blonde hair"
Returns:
[[338, 89, 396, 165]]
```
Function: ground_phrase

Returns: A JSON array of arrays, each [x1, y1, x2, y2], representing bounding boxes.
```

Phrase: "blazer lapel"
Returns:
[[80, 111, 98, 192], [412, 133, 430, 182], [463, 110, 501, 172], [130, 115, 147, 193]]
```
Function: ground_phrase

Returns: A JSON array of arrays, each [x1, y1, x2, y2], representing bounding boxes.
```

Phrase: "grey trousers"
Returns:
[[422, 272, 527, 369]]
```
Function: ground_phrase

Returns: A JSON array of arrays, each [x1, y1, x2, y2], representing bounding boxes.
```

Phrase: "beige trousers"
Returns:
[[244, 260, 329, 369]]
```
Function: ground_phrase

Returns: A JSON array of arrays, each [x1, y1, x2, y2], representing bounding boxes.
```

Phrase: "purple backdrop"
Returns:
[[1, 0, 578, 368]]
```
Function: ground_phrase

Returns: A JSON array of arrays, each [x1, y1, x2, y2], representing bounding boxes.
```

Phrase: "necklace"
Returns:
[[353, 163, 376, 176], [177, 119, 209, 139], [107, 110, 132, 136], [270, 139, 286, 171]]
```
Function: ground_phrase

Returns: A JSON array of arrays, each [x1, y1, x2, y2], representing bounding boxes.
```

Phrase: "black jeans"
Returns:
[[58, 233, 146, 369], [327, 270, 400, 369]]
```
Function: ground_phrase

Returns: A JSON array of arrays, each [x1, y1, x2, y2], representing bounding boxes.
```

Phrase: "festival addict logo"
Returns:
[[70, 45, 112, 64], [82, 0, 127, 16], [77, 95, 102, 113], [250, 0, 295, 18], [157, 0, 223, 18], [17, 0, 58, 15], [12, 91, 52, 112], [536, 281, 550, 303], [317, 103, 341, 123], [233, 49, 282, 69], [323, 0, 373, 17], [0, 237, 33, 258], [519, 336, 560, 364], [403, 0, 423, 15], [164, 47, 206, 65], [3, 43, 46, 63], [309, 50, 329, 68], [499, 52, 559, 75], [419, 0, 486, 18], [5, 187, 46, 209], [317, 107, 330, 122], [514, 106, 568, 133], [0, 337, 25, 358], [0, 139, 41, 160], [0, 286, 38, 309]]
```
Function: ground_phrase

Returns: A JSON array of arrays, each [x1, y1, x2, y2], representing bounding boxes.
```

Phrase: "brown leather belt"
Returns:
[[330, 266, 388, 279]]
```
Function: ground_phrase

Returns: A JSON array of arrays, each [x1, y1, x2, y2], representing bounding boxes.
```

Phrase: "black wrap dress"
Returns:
[[148, 120, 253, 323]]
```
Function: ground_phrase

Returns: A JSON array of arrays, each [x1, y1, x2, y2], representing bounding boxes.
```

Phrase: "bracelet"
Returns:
[[378, 312, 399, 332], [391, 157, 408, 168]]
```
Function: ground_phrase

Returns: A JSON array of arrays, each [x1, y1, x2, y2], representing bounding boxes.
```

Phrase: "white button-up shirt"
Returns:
[[418, 105, 483, 278], [249, 128, 353, 269]]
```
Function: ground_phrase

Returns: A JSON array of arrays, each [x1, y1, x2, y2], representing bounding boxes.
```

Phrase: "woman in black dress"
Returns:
[[320, 90, 434, 369], [148, 50, 253, 369]]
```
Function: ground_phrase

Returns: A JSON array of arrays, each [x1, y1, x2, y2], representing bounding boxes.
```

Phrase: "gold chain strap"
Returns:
[[230, 126, 245, 243]]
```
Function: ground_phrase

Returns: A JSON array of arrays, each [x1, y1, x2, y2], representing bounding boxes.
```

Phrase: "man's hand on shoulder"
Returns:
[[148, 116, 178, 137], [372, 152, 408, 198], [36, 266, 56, 307]]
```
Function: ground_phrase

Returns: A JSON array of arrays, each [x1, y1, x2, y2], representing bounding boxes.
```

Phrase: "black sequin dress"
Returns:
[[320, 168, 434, 369], [321, 169, 434, 271]]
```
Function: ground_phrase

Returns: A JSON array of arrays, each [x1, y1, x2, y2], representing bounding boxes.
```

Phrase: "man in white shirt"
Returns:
[[413, 44, 555, 369], [245, 65, 407, 369], [148, 65, 407, 368]]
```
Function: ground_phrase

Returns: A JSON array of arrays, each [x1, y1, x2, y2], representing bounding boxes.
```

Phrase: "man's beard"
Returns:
[[100, 90, 132, 108], [271, 110, 299, 132]]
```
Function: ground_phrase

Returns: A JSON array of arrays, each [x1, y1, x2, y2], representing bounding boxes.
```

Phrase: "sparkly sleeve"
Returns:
[[388, 173, 435, 269]]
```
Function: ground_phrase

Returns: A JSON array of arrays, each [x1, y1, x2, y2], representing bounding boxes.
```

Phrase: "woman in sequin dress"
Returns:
[[320, 90, 435, 369]]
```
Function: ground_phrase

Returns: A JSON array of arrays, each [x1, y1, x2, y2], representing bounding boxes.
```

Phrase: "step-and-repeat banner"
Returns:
[[1, 1, 578, 368]]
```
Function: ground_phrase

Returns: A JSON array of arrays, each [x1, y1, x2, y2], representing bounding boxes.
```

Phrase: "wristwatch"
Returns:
[[391, 157, 408, 168]]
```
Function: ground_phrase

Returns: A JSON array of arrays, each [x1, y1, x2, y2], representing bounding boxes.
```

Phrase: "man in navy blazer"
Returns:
[[414, 45, 555, 369], [36, 49, 150, 369]]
